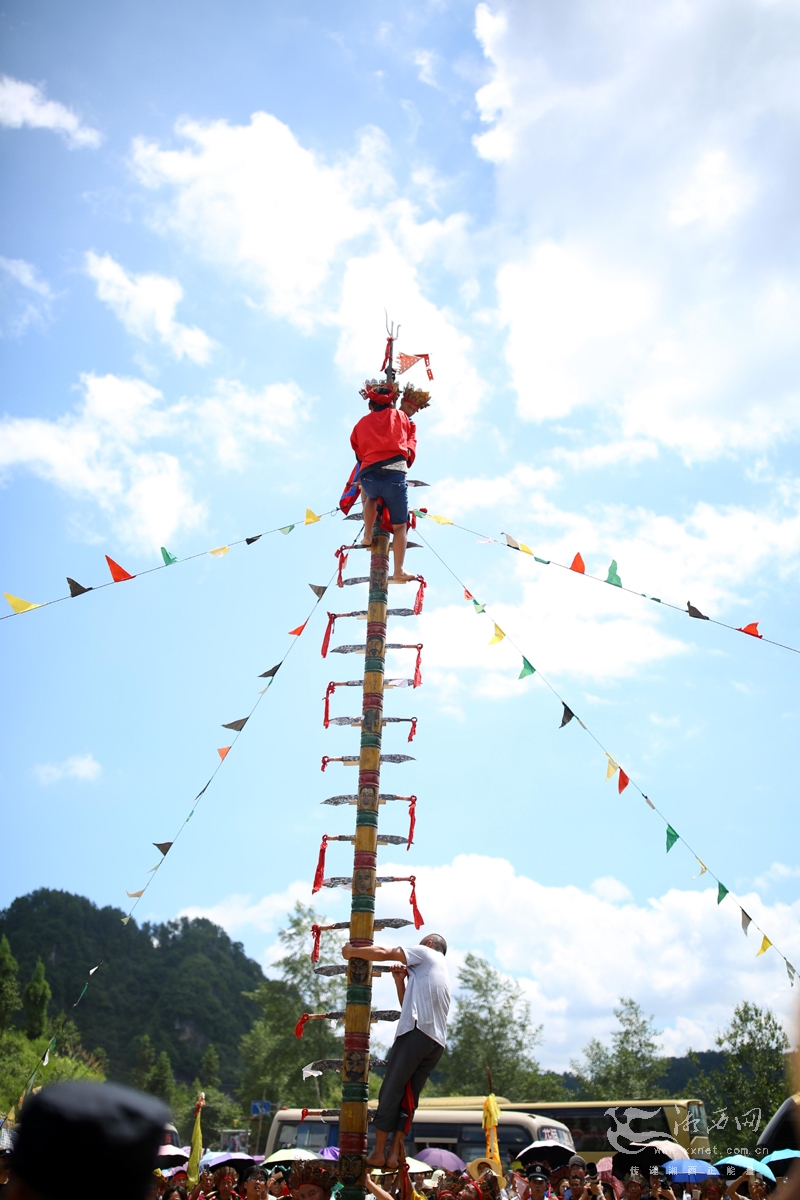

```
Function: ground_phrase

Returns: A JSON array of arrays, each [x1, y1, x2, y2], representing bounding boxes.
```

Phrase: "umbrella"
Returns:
[[320, 1147, 340, 1161], [714, 1156, 775, 1183], [612, 1140, 688, 1179], [664, 1162, 720, 1183], [517, 1141, 574, 1170], [414, 1148, 467, 1172], [156, 1145, 190, 1169], [264, 1149, 322, 1163], [202, 1151, 255, 1174], [762, 1150, 800, 1167], [406, 1157, 436, 1174]]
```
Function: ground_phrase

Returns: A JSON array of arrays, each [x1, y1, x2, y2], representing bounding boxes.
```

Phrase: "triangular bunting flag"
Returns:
[[222, 717, 248, 732], [737, 622, 762, 638], [692, 857, 707, 878], [280, 525, 295, 535], [687, 601, 709, 620], [105, 556, 134, 582], [606, 560, 622, 587], [605, 754, 619, 781], [618, 768, 630, 793], [305, 508, 321, 524], [161, 547, 177, 565], [245, 535, 262, 545], [257, 685, 271, 694], [154, 842, 173, 856], [756, 934, 772, 957], [473, 600, 485, 613], [717, 881, 729, 904], [741, 909, 752, 935], [503, 533, 520, 550], [4, 592, 42, 614], [126, 889, 145, 898], [464, 588, 474, 600], [488, 624, 505, 644], [259, 664, 281, 678], [560, 704, 574, 728], [429, 514, 453, 525], [217, 746, 231, 760], [666, 825, 679, 852], [67, 578, 91, 597], [121, 916, 131, 925], [645, 796, 655, 809], [519, 543, 533, 555], [787, 961, 796, 985], [209, 546, 229, 557], [288, 622, 307, 636], [42, 1036, 56, 1066], [147, 863, 160, 873], [309, 584, 327, 599], [570, 553, 585, 574], [518, 657, 536, 679]]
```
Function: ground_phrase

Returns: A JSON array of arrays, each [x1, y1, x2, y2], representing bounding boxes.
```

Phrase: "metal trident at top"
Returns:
[[382, 310, 401, 380]]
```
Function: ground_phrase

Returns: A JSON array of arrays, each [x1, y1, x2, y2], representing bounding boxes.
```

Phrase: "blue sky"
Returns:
[[2, 0, 800, 1070]]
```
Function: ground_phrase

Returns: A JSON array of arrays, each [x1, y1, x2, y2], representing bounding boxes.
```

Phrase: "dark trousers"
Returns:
[[374, 1026, 444, 1134]]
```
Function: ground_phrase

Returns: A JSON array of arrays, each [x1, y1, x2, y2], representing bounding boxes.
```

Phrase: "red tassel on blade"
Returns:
[[301, 1108, 309, 1123], [321, 613, 336, 657], [323, 682, 336, 729], [413, 645, 423, 688], [413, 576, 426, 615], [408, 876, 424, 929], [335, 547, 349, 588], [407, 718, 417, 743], [310, 925, 322, 963], [407, 796, 417, 848], [403, 1081, 416, 1133], [409, 511, 417, 530], [312, 836, 329, 894], [295, 1013, 312, 1039], [321, 756, 330, 772], [379, 503, 393, 532]]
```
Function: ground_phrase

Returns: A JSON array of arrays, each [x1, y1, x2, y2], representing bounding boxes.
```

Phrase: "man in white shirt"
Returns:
[[341, 932, 450, 1169]]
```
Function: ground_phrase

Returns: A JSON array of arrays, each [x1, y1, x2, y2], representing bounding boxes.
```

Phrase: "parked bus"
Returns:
[[266, 1104, 574, 1171]]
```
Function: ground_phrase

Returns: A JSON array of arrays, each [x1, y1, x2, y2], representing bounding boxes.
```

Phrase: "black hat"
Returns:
[[527, 1164, 551, 1183], [11, 1080, 169, 1200], [569, 1157, 587, 1169]]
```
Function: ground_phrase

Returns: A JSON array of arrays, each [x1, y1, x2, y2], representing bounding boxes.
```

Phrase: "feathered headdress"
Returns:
[[360, 378, 399, 405], [288, 1162, 337, 1196], [400, 383, 431, 413]]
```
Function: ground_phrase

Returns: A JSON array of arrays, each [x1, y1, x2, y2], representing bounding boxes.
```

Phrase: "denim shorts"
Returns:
[[359, 467, 409, 525]]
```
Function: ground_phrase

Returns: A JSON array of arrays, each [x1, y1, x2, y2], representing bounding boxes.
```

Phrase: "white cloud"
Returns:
[[185, 854, 799, 1069], [0, 371, 306, 549], [85, 252, 214, 364], [0, 256, 54, 337], [753, 862, 800, 891], [669, 151, 755, 231], [0, 75, 101, 148], [414, 50, 440, 89], [0, 257, 53, 298], [33, 753, 102, 785]]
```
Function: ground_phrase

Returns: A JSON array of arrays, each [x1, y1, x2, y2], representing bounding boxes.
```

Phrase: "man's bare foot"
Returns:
[[365, 1152, 386, 1168], [385, 1154, 399, 1170], [362, 538, 373, 547], [391, 571, 417, 583]]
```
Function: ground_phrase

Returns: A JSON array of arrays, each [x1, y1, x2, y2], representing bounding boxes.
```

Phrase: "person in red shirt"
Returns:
[[350, 380, 418, 582]]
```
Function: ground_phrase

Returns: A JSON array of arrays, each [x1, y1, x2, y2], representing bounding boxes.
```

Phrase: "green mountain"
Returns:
[[0, 889, 263, 1088]]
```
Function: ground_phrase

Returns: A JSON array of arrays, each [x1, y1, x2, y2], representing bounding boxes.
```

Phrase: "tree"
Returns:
[[437, 953, 566, 1100], [571, 998, 664, 1099], [693, 1002, 790, 1156], [23, 958, 51, 1039], [148, 1049, 176, 1105], [202, 1043, 221, 1090], [130, 1033, 156, 1091], [0, 934, 21, 1032]]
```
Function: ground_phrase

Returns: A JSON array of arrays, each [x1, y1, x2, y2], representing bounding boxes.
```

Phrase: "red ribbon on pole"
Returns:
[[310, 925, 322, 963], [413, 645, 423, 688], [335, 547, 349, 588], [381, 336, 394, 372], [295, 1013, 312, 1039], [413, 577, 426, 615], [407, 796, 416, 848], [403, 1080, 416, 1134], [409, 511, 417, 530], [407, 718, 417, 743], [301, 1108, 309, 1123], [321, 613, 336, 657], [321, 756, 330, 773], [312, 836, 329, 894], [323, 682, 336, 728], [393, 877, 424, 928]]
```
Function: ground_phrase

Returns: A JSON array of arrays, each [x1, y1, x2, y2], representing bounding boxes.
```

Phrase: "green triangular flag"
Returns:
[[518, 657, 536, 679], [534, 556, 550, 565], [473, 600, 485, 614], [717, 882, 729, 905], [606, 559, 622, 587], [161, 547, 177, 565], [279, 525, 295, 535], [666, 825, 679, 852]]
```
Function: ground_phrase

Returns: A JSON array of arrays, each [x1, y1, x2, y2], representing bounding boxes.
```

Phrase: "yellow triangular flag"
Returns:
[[148, 863, 161, 873], [209, 546, 229, 557], [519, 543, 533, 555], [187, 1095, 205, 1188], [4, 592, 42, 614], [121, 916, 131, 925], [605, 754, 619, 781], [429, 514, 453, 525], [488, 624, 505, 645], [692, 857, 707, 878], [305, 508, 321, 524], [126, 888, 145, 898], [756, 934, 772, 957]]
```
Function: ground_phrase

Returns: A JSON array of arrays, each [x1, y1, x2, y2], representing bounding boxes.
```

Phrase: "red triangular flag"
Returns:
[[288, 621, 307, 636], [105, 555, 134, 582], [217, 746, 231, 760], [570, 553, 585, 574], [618, 769, 630, 793], [464, 588, 474, 601], [737, 622, 762, 638]]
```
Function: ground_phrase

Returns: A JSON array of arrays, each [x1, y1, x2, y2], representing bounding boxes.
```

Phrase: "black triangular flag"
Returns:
[[153, 841, 173, 856], [309, 584, 327, 599], [246, 535, 262, 545], [559, 704, 574, 728], [222, 717, 248, 732], [259, 664, 281, 678], [687, 601, 709, 620], [67, 577, 92, 597]]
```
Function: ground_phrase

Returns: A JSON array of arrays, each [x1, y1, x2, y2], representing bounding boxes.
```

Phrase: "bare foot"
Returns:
[[385, 1154, 399, 1170], [366, 1152, 386, 1168], [361, 537, 373, 547], [391, 571, 417, 583]]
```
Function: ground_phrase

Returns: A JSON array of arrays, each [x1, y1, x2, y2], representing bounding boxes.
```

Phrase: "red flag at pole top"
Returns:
[[397, 353, 433, 381]]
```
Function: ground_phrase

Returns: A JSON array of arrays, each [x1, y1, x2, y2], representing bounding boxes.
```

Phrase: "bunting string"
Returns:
[[415, 525, 798, 987], [410, 510, 800, 658]]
